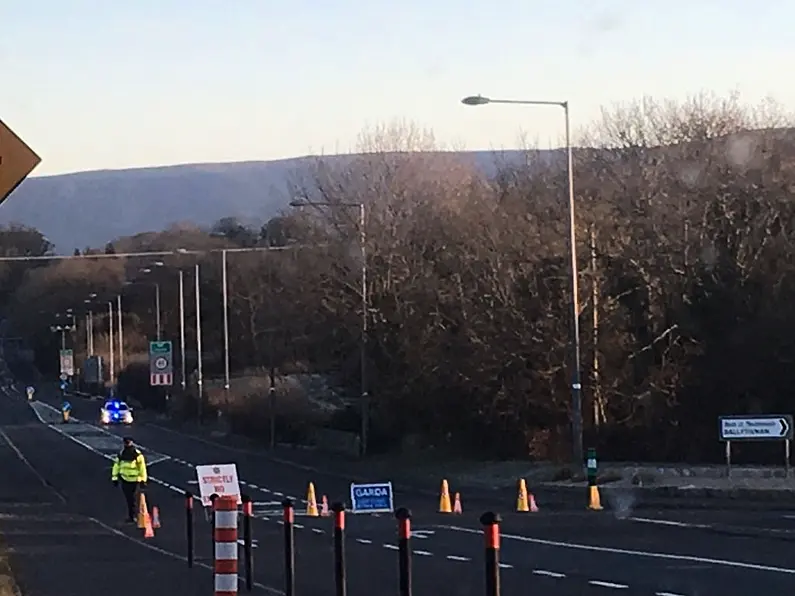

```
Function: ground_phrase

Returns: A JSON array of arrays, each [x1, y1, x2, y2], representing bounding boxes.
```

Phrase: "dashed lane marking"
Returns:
[[655, 592, 687, 596], [533, 570, 566, 578], [445, 555, 470, 562], [438, 524, 795, 575], [589, 580, 629, 589]]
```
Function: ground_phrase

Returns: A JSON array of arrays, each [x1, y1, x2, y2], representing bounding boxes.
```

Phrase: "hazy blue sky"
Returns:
[[2, 1, 792, 176]]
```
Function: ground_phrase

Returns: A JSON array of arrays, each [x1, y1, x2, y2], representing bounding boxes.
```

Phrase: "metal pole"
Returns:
[[88, 311, 94, 355], [195, 264, 204, 421], [60, 329, 66, 351], [108, 301, 114, 387], [155, 283, 161, 341], [359, 202, 369, 457], [564, 102, 584, 466], [179, 270, 186, 391], [222, 249, 230, 392], [117, 295, 124, 371]]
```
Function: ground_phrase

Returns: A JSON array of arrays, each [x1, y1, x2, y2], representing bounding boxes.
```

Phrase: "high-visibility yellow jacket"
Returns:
[[111, 448, 148, 483]]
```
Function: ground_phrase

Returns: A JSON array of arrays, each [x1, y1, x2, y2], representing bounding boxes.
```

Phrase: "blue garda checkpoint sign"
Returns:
[[349, 482, 394, 514]]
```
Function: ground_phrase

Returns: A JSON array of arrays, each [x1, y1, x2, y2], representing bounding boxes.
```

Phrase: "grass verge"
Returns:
[[0, 539, 20, 596]]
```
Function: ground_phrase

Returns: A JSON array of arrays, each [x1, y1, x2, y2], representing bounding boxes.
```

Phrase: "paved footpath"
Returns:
[[0, 393, 224, 596]]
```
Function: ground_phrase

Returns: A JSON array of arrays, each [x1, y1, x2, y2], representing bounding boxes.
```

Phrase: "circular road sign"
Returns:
[[154, 356, 168, 370], [59, 373, 68, 381]]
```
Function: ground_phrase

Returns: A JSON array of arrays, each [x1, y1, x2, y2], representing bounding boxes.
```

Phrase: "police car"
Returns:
[[100, 400, 133, 425]]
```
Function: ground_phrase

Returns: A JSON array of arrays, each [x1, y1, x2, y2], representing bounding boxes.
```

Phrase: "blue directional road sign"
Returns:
[[61, 400, 71, 412], [349, 482, 394, 514]]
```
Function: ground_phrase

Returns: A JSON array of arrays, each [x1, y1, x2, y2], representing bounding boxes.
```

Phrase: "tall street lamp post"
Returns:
[[461, 94, 583, 466], [289, 199, 369, 457]]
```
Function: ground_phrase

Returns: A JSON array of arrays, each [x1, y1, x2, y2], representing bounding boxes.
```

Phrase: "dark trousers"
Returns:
[[120, 480, 139, 521]]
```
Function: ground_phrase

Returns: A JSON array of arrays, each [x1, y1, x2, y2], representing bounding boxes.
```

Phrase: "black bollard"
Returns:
[[332, 502, 347, 596], [480, 512, 501, 596], [283, 498, 296, 596], [185, 491, 194, 568], [210, 493, 219, 564], [242, 494, 253, 592], [395, 507, 412, 596]]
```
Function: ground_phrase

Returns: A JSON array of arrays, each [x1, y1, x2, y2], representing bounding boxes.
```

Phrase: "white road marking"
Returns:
[[630, 517, 710, 529], [589, 580, 629, 589], [356, 538, 372, 545], [383, 544, 399, 550], [312, 528, 324, 535], [415, 550, 432, 556], [446, 555, 470, 562], [655, 592, 687, 596], [438, 524, 795, 575], [533, 570, 566, 578], [498, 563, 513, 569]]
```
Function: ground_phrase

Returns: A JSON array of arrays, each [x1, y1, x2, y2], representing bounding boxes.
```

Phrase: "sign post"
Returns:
[[0, 119, 41, 206], [719, 415, 793, 477], [349, 482, 394, 514], [59, 349, 74, 377], [149, 340, 173, 386]]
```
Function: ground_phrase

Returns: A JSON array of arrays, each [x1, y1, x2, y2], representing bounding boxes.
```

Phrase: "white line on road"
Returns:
[[630, 517, 710, 529], [498, 563, 513, 569], [437, 524, 795, 575], [312, 528, 324, 535], [446, 555, 470, 562], [533, 570, 566, 578], [655, 592, 687, 596], [356, 538, 372, 545], [589, 580, 629, 589], [415, 550, 433, 556], [382, 544, 399, 550]]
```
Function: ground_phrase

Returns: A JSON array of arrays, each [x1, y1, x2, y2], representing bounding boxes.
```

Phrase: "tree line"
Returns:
[[3, 92, 795, 463]]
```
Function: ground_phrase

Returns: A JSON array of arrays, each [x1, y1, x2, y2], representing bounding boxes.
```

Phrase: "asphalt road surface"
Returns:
[[5, 380, 795, 594]]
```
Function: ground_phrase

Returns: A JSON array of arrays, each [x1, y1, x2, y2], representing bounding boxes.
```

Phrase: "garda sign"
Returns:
[[349, 482, 394, 514], [149, 341, 173, 386], [719, 415, 793, 441], [195, 463, 242, 506]]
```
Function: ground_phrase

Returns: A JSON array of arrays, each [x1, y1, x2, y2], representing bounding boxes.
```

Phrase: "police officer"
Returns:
[[111, 437, 148, 523]]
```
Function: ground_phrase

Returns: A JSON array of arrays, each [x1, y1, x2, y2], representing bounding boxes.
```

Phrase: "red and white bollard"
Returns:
[[213, 495, 239, 596]]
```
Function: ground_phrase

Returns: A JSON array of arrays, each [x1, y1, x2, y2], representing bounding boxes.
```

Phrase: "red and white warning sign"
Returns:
[[195, 463, 242, 506]]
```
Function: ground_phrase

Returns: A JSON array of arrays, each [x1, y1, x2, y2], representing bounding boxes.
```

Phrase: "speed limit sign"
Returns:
[[154, 357, 168, 370]]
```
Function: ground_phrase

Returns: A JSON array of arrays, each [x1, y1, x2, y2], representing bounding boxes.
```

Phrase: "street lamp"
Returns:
[[290, 198, 370, 457], [139, 263, 164, 341], [461, 93, 584, 466]]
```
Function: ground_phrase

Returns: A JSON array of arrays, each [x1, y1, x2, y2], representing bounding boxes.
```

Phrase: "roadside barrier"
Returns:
[[185, 492, 505, 595]]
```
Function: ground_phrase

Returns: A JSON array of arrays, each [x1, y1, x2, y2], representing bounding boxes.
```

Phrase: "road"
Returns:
[[5, 379, 795, 595]]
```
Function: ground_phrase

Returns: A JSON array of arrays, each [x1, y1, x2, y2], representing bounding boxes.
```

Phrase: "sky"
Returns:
[[2, 0, 794, 176]]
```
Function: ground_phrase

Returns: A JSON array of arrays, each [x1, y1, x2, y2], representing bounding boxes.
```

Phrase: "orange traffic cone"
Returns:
[[152, 506, 161, 528], [320, 495, 330, 517], [453, 492, 462, 514], [137, 493, 149, 529], [143, 511, 154, 538], [439, 480, 452, 513]]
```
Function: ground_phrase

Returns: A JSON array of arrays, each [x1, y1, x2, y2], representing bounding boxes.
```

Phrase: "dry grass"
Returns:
[[0, 547, 19, 596]]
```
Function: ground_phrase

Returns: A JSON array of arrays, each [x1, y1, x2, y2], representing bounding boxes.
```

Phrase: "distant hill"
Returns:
[[0, 150, 529, 254]]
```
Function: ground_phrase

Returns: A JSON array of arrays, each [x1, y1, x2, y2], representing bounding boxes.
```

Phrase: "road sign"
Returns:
[[0, 119, 41, 206], [59, 349, 74, 376], [719, 415, 793, 441], [149, 341, 173, 386], [195, 463, 242, 507], [349, 482, 394, 514], [59, 373, 67, 381]]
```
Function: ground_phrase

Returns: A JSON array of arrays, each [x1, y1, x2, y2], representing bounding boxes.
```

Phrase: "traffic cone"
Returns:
[[137, 493, 149, 529], [143, 510, 155, 538], [320, 495, 330, 517], [517, 478, 529, 512], [306, 482, 319, 517], [439, 479, 452, 513], [453, 492, 462, 514], [587, 485, 603, 511], [151, 506, 161, 528], [529, 492, 539, 512]]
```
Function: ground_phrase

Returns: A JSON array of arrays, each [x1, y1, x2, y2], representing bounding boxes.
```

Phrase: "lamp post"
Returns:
[[140, 262, 165, 341], [461, 94, 583, 465], [195, 263, 204, 421], [178, 269, 187, 391], [107, 300, 115, 388], [222, 249, 230, 393], [290, 199, 369, 457], [116, 295, 124, 371]]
